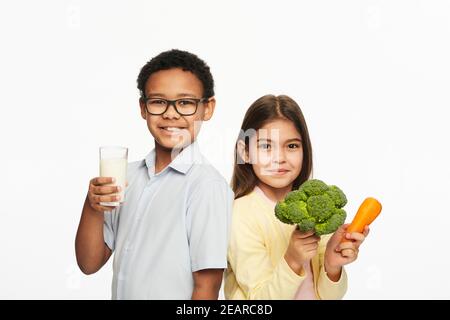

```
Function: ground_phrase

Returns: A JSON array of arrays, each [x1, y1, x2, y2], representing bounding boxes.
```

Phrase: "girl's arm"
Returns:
[[317, 234, 348, 300], [228, 214, 307, 299]]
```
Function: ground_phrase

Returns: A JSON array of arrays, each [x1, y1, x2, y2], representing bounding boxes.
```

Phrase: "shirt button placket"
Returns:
[[117, 175, 158, 299]]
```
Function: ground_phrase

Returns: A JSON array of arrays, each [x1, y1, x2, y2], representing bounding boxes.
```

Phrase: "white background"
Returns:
[[1, 0, 449, 299]]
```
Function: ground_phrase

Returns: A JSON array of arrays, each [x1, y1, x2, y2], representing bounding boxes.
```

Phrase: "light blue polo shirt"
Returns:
[[103, 141, 233, 299]]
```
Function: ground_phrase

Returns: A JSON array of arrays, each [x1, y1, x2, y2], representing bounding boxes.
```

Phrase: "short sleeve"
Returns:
[[186, 179, 233, 272], [103, 207, 119, 251]]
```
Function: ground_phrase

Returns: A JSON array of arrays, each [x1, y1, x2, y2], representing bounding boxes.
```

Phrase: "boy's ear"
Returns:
[[139, 100, 147, 119], [202, 97, 216, 121], [237, 140, 249, 163]]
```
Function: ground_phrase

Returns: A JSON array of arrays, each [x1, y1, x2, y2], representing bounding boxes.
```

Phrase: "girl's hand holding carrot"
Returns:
[[324, 224, 369, 276], [323, 197, 381, 280]]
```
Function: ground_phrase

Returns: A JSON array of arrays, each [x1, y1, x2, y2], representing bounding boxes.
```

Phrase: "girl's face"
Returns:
[[244, 118, 303, 190]]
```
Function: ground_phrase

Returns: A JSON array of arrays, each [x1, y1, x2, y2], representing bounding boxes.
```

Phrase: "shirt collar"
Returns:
[[169, 141, 203, 174], [143, 149, 156, 177], [143, 141, 203, 176]]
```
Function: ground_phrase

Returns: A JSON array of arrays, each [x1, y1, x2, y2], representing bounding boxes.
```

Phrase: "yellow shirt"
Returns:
[[224, 190, 348, 300]]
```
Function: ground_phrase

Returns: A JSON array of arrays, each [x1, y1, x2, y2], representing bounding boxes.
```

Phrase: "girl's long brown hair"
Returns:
[[231, 94, 313, 199]]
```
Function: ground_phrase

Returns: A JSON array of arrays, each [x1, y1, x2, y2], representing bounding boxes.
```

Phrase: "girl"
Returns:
[[224, 95, 369, 300]]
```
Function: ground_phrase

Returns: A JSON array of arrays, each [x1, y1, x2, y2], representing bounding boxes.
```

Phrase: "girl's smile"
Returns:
[[264, 168, 291, 175]]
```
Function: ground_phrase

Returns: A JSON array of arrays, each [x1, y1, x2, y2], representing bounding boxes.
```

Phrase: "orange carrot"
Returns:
[[342, 197, 382, 242]]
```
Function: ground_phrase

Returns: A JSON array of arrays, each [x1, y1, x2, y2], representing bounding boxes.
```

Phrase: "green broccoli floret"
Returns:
[[314, 208, 347, 236], [299, 179, 329, 196], [307, 194, 335, 221], [275, 179, 347, 236], [275, 201, 308, 224], [325, 185, 347, 208], [298, 217, 316, 232], [285, 190, 308, 202]]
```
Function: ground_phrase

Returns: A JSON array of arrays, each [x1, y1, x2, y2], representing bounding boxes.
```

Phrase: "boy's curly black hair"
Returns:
[[137, 49, 214, 100]]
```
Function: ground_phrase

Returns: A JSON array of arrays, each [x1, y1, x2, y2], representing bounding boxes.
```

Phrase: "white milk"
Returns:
[[99, 158, 127, 206]]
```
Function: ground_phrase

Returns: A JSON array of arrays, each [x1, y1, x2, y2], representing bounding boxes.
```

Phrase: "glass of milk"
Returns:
[[99, 146, 128, 206]]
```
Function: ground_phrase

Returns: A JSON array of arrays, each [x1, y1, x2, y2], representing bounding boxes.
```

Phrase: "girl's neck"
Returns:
[[256, 181, 292, 203], [154, 142, 183, 174]]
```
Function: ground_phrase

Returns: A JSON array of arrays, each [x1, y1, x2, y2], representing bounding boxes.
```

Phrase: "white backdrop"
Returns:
[[1, 0, 449, 299]]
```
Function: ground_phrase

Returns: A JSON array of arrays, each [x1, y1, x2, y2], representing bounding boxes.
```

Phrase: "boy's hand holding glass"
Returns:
[[87, 177, 122, 213], [87, 146, 128, 213]]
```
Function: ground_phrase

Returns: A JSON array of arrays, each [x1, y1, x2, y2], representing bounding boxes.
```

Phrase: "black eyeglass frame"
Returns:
[[143, 97, 209, 116]]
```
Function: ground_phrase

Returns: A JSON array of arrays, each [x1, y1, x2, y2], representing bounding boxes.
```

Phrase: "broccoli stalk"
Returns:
[[275, 179, 347, 236]]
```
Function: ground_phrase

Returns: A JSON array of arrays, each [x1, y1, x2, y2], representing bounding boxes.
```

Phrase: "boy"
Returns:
[[75, 49, 233, 299]]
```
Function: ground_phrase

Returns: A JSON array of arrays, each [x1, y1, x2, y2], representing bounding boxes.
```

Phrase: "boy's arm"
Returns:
[[187, 179, 232, 299], [191, 269, 224, 300], [75, 195, 112, 274]]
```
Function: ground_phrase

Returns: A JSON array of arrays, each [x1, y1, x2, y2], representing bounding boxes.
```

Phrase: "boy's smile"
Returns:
[[140, 68, 215, 151], [159, 125, 187, 136]]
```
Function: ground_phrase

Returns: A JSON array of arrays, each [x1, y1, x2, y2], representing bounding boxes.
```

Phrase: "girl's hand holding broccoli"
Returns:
[[323, 224, 370, 281], [284, 228, 320, 275]]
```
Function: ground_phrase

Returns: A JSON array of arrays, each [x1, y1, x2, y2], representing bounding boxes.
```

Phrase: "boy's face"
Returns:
[[140, 68, 215, 151]]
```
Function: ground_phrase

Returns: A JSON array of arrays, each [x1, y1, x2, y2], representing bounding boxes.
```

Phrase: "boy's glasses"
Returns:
[[143, 97, 208, 116]]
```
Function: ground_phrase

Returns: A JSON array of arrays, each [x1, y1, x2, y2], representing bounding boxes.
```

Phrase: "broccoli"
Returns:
[[274, 179, 347, 236]]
